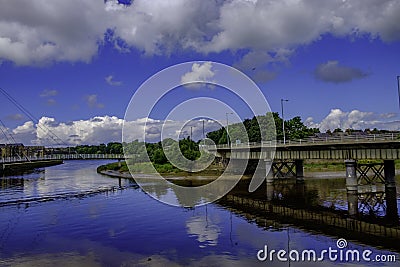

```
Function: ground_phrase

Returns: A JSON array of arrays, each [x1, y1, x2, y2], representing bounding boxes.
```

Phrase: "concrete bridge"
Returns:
[[207, 133, 400, 217], [210, 133, 400, 161]]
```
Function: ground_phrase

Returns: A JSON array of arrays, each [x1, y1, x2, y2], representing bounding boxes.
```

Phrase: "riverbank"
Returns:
[[97, 161, 225, 178], [98, 160, 400, 181], [0, 160, 63, 176]]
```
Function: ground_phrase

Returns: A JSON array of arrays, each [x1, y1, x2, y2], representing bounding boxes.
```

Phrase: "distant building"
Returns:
[[25, 146, 45, 157], [1, 143, 24, 158], [0, 144, 45, 158]]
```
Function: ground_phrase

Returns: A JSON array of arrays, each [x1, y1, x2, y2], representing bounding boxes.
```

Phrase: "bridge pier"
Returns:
[[266, 181, 274, 201], [345, 159, 398, 220], [265, 160, 274, 183], [345, 160, 358, 217], [345, 160, 358, 191], [295, 159, 304, 182], [384, 160, 398, 221], [265, 159, 304, 181]]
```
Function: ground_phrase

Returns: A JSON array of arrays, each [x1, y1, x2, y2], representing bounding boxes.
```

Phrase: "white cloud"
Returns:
[[105, 75, 122, 86], [180, 62, 215, 89], [0, 1, 108, 65], [0, 116, 222, 146], [202, 0, 400, 53], [2, 111, 397, 146], [305, 109, 400, 132], [8, 121, 36, 144], [85, 94, 104, 109], [1, 1, 399, 66]]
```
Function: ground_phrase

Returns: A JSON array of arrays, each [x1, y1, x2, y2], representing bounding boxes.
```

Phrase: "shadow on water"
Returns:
[[216, 176, 400, 252]]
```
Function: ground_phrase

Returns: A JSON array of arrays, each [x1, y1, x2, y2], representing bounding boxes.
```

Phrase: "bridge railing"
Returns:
[[1, 154, 124, 163], [207, 133, 400, 149]]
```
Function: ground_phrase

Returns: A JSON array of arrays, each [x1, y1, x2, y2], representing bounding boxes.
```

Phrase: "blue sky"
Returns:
[[0, 0, 399, 145]]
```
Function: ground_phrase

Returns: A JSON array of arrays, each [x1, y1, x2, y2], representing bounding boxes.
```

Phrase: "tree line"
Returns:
[[71, 142, 123, 154], [68, 113, 398, 156], [206, 112, 320, 145]]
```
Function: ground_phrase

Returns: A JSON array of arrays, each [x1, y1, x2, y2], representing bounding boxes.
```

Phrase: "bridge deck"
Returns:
[[1, 154, 124, 164], [208, 135, 400, 160]]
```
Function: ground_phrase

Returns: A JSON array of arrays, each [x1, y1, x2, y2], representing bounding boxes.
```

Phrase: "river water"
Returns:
[[0, 160, 399, 266]]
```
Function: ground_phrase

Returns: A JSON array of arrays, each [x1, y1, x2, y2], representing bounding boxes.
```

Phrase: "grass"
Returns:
[[98, 160, 400, 175], [304, 159, 400, 172], [304, 162, 344, 172], [97, 160, 225, 176]]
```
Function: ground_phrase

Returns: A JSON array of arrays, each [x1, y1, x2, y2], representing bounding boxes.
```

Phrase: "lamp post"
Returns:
[[281, 99, 289, 145], [202, 119, 205, 146], [226, 112, 233, 146], [397, 76, 400, 109]]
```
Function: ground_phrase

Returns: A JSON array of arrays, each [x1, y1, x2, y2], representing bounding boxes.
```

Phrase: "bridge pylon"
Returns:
[[345, 159, 398, 220], [265, 159, 304, 181]]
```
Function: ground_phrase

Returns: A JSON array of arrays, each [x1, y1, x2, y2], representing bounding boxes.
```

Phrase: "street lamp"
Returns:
[[226, 112, 233, 146], [202, 119, 205, 146], [397, 76, 400, 109], [281, 99, 289, 145]]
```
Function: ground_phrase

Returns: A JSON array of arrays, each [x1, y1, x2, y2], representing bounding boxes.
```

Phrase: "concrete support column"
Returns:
[[295, 159, 304, 182], [347, 191, 358, 217], [345, 160, 358, 191], [384, 160, 398, 221], [345, 160, 358, 217], [222, 158, 229, 168], [265, 160, 274, 183], [384, 160, 396, 188], [294, 181, 306, 199], [266, 182, 274, 201]]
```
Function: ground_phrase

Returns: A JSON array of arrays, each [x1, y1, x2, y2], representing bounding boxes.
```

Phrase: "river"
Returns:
[[0, 160, 399, 266]]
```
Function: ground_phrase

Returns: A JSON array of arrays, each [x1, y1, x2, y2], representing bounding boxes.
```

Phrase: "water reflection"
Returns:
[[218, 176, 400, 252], [135, 175, 245, 207], [186, 213, 220, 248], [0, 160, 134, 206], [0, 161, 399, 266]]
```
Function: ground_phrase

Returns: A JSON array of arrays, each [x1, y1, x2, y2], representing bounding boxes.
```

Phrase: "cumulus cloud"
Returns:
[[105, 75, 122, 86], [1, 1, 399, 66], [315, 61, 369, 83], [305, 109, 400, 132], [0, 116, 222, 146], [180, 62, 215, 89], [40, 89, 58, 97], [7, 121, 36, 144], [85, 94, 104, 109]]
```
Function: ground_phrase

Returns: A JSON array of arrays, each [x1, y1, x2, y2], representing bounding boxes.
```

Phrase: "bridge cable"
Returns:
[[0, 119, 29, 161], [0, 87, 84, 159], [0, 87, 67, 146]]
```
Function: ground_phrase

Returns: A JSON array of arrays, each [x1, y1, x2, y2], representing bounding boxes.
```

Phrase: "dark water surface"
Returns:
[[0, 160, 399, 266]]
